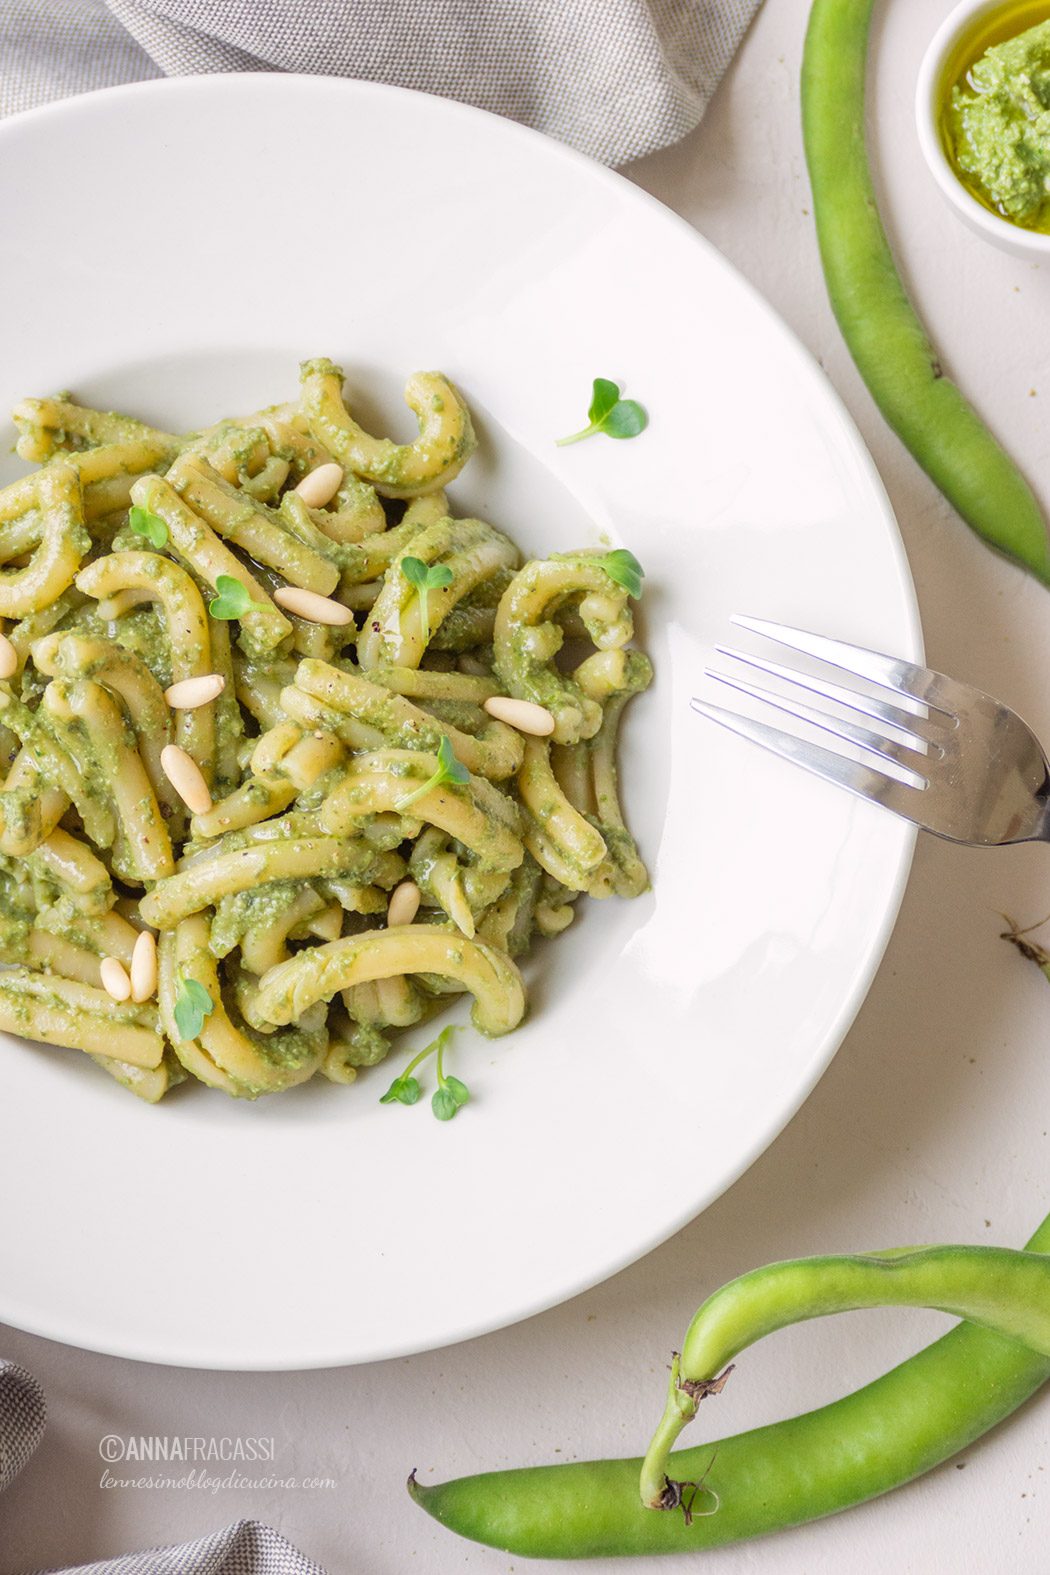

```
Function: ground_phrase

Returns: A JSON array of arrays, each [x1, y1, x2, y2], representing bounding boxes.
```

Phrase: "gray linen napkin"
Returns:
[[0, 0, 762, 164], [37, 1521, 326, 1574], [0, 1360, 45, 1494]]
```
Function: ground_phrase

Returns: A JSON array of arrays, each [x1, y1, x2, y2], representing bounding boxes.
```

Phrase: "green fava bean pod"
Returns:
[[409, 1212, 1050, 1557], [802, 0, 1050, 585]]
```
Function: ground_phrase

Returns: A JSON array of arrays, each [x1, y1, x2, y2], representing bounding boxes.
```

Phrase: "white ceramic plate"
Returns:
[[0, 76, 919, 1369]]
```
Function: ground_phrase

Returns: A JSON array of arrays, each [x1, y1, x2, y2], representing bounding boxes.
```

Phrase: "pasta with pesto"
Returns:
[[0, 360, 651, 1101]]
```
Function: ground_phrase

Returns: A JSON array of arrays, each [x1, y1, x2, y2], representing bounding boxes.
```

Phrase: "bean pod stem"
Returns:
[[409, 1212, 1050, 1558], [802, 0, 1050, 585]]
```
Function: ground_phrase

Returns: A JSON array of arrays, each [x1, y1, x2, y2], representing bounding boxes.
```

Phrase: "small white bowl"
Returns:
[[915, 0, 1050, 258]]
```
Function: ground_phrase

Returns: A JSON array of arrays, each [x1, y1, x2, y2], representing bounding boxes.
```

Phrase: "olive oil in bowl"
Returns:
[[938, 0, 1050, 233]]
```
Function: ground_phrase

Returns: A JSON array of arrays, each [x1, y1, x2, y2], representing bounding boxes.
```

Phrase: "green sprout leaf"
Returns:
[[173, 976, 213, 1042], [127, 505, 168, 549], [443, 1074, 470, 1109], [556, 378, 649, 447], [208, 574, 253, 621], [432, 1086, 459, 1121], [394, 734, 469, 813], [380, 1074, 421, 1106], [432, 1027, 469, 1121], [401, 555, 454, 647], [599, 548, 645, 599]]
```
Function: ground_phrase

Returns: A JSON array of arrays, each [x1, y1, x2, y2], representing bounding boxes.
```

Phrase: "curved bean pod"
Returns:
[[253, 925, 525, 1037], [299, 358, 476, 499], [410, 1213, 1050, 1557], [802, 0, 1050, 583]]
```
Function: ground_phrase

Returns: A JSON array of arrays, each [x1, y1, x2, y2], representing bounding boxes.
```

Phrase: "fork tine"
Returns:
[[713, 645, 943, 746], [730, 615, 955, 715], [704, 669, 928, 786], [690, 698, 928, 819]]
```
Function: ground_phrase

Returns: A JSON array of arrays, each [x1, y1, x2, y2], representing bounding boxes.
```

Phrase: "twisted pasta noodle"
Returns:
[[320, 748, 523, 874], [0, 463, 88, 619], [140, 832, 394, 929], [517, 734, 607, 892], [32, 630, 178, 817], [12, 396, 178, 464], [0, 743, 68, 859], [343, 973, 430, 1031], [475, 855, 543, 957], [357, 517, 520, 670], [0, 908, 139, 985], [77, 550, 217, 777], [91, 1050, 187, 1104], [167, 453, 340, 596], [254, 925, 526, 1038], [21, 826, 114, 916], [493, 552, 636, 744], [0, 688, 114, 849], [129, 475, 292, 659], [43, 678, 174, 883], [300, 359, 476, 499], [577, 653, 653, 900], [408, 826, 477, 937], [158, 917, 327, 1097], [292, 658, 523, 781], [0, 967, 163, 1066]]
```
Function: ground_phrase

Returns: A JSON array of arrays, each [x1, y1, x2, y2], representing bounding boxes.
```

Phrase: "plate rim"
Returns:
[[0, 72, 920, 1368]]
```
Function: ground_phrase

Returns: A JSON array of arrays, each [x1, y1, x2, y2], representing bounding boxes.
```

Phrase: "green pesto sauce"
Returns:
[[948, 19, 1050, 225]]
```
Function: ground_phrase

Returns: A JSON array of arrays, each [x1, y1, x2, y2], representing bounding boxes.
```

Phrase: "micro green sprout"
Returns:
[[172, 976, 213, 1042], [208, 574, 253, 621], [128, 505, 168, 549], [394, 735, 469, 813], [598, 548, 644, 599], [401, 555, 454, 646], [379, 1025, 470, 1121], [556, 378, 648, 447]]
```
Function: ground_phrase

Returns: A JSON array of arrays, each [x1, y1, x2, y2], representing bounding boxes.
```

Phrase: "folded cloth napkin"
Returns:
[[37, 1521, 327, 1574], [0, 0, 762, 164], [0, 1359, 45, 1494]]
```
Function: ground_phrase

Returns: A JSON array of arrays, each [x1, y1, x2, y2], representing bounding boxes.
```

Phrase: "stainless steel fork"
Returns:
[[693, 616, 1050, 846]]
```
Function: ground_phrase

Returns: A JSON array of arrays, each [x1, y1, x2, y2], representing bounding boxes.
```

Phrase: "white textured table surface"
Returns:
[[2, 2, 1050, 1570]]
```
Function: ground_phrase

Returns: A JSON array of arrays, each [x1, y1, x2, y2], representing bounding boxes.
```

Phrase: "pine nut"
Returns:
[[164, 673, 226, 709], [294, 462, 343, 509], [100, 956, 132, 1002], [273, 586, 354, 626], [386, 880, 421, 927], [0, 632, 16, 680], [483, 695, 556, 736], [161, 743, 213, 815], [129, 929, 158, 1003]]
